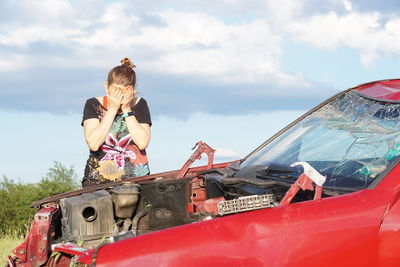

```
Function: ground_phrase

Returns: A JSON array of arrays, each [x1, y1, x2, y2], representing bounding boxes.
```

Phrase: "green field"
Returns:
[[0, 236, 23, 265]]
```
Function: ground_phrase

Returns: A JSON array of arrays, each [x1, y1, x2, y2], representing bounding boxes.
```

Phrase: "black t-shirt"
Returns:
[[81, 97, 152, 183], [82, 97, 152, 127]]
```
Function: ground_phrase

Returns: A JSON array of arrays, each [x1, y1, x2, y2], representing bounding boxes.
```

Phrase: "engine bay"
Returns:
[[53, 164, 332, 249]]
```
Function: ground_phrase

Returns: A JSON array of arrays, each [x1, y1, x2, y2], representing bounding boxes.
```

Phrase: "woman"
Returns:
[[81, 58, 151, 187]]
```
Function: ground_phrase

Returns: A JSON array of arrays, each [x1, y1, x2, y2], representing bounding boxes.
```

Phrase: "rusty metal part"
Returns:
[[195, 197, 224, 214], [12, 204, 59, 266], [189, 177, 207, 214], [177, 141, 215, 178]]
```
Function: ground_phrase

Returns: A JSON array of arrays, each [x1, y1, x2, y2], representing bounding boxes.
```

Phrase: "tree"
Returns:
[[36, 161, 79, 199], [0, 162, 79, 236]]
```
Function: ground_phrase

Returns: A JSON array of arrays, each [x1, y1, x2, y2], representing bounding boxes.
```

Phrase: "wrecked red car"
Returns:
[[7, 79, 400, 266]]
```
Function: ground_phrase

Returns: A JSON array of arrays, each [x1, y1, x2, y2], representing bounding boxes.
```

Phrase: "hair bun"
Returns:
[[121, 57, 136, 69]]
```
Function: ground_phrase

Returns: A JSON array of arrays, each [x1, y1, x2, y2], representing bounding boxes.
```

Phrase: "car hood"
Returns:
[[78, 188, 389, 266]]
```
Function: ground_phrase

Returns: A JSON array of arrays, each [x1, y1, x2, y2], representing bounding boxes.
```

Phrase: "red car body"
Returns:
[[78, 166, 400, 267], [8, 79, 400, 267]]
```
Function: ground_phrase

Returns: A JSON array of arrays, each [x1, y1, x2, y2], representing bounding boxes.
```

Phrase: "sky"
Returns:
[[1, 0, 399, 183]]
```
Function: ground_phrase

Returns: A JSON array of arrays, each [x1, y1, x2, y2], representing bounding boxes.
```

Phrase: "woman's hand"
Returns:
[[121, 87, 136, 113], [84, 85, 126, 151], [106, 86, 124, 112]]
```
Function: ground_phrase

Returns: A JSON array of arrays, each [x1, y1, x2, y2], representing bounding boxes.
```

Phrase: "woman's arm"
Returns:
[[83, 87, 124, 151], [83, 110, 118, 151], [123, 117, 151, 150], [121, 91, 151, 150], [121, 103, 151, 150]]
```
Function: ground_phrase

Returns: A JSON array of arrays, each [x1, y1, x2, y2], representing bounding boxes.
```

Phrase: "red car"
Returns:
[[8, 79, 400, 267]]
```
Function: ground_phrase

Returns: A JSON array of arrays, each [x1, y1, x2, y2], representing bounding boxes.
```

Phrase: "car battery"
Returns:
[[60, 190, 116, 241]]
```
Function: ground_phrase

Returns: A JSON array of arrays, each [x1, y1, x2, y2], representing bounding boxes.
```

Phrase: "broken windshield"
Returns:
[[239, 91, 400, 190]]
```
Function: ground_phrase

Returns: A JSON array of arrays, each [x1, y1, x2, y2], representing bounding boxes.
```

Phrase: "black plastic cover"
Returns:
[[139, 178, 191, 230]]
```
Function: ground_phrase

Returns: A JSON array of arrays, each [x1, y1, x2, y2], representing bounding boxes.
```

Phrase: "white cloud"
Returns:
[[143, 11, 292, 85], [265, 0, 305, 20], [0, 24, 81, 47], [287, 12, 380, 50], [1, 0, 399, 73], [214, 147, 241, 159], [0, 54, 27, 72], [275, 4, 400, 67], [2, 0, 398, 115], [73, 3, 140, 49], [0, 1, 308, 88], [73, 8, 308, 87], [343, 0, 353, 12]]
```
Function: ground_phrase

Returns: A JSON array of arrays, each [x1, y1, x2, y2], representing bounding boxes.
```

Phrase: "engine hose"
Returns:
[[131, 205, 151, 236]]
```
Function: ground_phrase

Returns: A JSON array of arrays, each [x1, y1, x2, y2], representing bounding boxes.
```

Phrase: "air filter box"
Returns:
[[60, 190, 116, 241]]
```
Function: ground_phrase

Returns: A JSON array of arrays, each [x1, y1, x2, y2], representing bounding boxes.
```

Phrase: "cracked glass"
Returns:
[[240, 91, 400, 190]]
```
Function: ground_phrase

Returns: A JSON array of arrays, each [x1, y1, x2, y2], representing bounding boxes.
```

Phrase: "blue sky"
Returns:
[[1, 0, 399, 183]]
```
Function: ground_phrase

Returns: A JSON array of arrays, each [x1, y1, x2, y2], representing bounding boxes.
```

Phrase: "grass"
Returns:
[[0, 235, 24, 265]]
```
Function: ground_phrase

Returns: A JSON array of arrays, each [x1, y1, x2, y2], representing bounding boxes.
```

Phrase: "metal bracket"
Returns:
[[279, 173, 323, 206], [177, 141, 215, 178]]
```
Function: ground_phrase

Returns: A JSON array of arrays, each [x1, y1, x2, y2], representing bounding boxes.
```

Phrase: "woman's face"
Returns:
[[107, 83, 136, 96]]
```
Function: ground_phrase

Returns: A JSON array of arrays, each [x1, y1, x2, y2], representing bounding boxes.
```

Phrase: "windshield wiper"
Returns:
[[221, 176, 292, 187], [255, 163, 300, 180]]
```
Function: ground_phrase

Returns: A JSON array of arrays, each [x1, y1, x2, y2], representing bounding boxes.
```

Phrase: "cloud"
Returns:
[[305, 13, 399, 67], [0, 0, 398, 116], [342, 0, 353, 12], [0, 54, 26, 72], [271, 1, 400, 67], [1, 4, 304, 86], [0, 0, 323, 116], [138, 10, 307, 87], [214, 147, 241, 159]]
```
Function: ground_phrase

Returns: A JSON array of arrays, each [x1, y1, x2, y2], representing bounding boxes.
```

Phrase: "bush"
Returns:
[[0, 162, 79, 236], [0, 177, 37, 236], [36, 161, 79, 199]]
